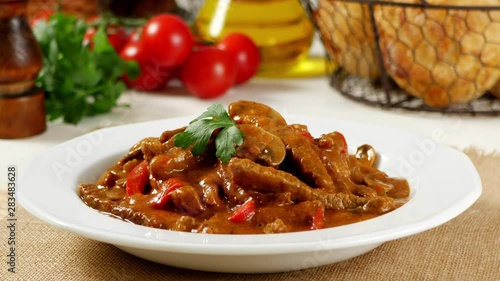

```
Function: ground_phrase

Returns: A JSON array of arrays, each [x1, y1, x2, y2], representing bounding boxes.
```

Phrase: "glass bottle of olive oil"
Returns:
[[193, 0, 327, 77]]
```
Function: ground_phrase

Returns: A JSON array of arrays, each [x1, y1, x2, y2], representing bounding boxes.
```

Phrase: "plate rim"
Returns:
[[18, 115, 482, 256]]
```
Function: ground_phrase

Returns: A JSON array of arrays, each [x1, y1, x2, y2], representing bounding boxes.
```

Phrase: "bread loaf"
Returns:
[[491, 82, 500, 98], [374, 0, 500, 107], [315, 0, 380, 79]]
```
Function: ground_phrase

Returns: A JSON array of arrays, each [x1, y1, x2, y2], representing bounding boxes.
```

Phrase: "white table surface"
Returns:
[[1, 76, 499, 193]]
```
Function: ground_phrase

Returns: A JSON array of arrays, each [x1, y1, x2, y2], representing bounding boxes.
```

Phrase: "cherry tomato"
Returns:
[[83, 26, 129, 53], [127, 29, 141, 42], [141, 14, 193, 68], [217, 33, 260, 84], [180, 47, 237, 99], [191, 34, 215, 52], [120, 40, 172, 91]]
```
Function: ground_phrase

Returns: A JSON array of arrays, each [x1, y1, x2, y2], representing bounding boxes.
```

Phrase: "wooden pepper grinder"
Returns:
[[0, 0, 46, 139]]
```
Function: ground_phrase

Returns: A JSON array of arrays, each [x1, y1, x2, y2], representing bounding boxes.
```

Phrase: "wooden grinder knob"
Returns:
[[0, 0, 46, 139]]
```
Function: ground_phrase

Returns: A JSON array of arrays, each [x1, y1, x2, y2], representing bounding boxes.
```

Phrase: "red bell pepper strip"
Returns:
[[299, 131, 315, 144], [310, 207, 325, 230], [334, 131, 348, 154], [126, 160, 149, 196], [150, 177, 184, 209], [374, 185, 385, 194], [228, 198, 256, 223]]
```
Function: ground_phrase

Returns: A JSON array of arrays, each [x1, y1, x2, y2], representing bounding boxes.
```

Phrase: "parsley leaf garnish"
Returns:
[[33, 13, 139, 124], [174, 103, 244, 164]]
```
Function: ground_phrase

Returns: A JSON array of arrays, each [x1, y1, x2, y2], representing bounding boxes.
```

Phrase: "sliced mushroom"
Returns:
[[363, 173, 394, 193], [119, 137, 160, 164], [149, 147, 197, 181], [228, 100, 287, 127], [235, 124, 286, 167], [356, 144, 377, 167]]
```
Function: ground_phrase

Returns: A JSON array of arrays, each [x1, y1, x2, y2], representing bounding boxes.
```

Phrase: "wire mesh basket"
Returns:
[[303, 0, 500, 115]]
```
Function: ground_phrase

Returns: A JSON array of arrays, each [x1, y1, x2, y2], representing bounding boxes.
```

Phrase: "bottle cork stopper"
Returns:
[[0, 89, 46, 139]]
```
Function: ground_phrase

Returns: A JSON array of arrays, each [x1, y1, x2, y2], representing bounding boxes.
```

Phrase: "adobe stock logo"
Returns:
[[51, 128, 114, 182], [396, 119, 462, 178], [397, 137, 436, 178]]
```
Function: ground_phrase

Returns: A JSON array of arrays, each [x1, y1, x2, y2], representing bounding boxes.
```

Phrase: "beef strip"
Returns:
[[140, 137, 163, 162], [270, 126, 335, 191], [228, 100, 335, 191], [118, 137, 151, 164], [171, 185, 205, 216], [254, 201, 323, 227], [78, 184, 184, 229], [199, 176, 224, 207], [218, 162, 254, 204], [226, 158, 368, 210], [263, 219, 288, 234], [159, 127, 186, 143]]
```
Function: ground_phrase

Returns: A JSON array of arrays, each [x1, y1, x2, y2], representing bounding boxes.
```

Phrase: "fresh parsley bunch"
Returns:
[[33, 13, 139, 124]]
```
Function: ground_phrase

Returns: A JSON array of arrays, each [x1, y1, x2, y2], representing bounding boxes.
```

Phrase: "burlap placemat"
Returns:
[[1, 149, 499, 281]]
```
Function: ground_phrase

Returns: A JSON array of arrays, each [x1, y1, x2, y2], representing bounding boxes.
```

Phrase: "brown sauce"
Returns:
[[78, 101, 410, 234]]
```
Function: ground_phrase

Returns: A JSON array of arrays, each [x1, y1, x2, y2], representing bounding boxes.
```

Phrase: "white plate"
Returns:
[[19, 115, 481, 273]]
